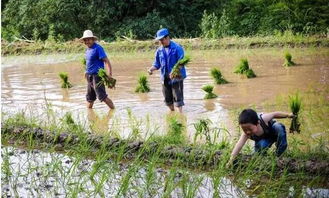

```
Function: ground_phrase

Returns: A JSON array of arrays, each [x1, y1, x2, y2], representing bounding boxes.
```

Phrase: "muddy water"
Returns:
[[2, 48, 329, 140]]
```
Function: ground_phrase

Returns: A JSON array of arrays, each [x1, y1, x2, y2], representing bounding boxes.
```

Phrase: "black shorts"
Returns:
[[86, 74, 108, 102], [162, 78, 184, 107]]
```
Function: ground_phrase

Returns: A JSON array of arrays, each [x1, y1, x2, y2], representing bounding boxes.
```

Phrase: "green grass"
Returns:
[[202, 85, 217, 99], [135, 73, 150, 93], [58, 72, 72, 88], [210, 67, 228, 84], [97, 68, 116, 88], [81, 57, 86, 70], [283, 52, 296, 67]]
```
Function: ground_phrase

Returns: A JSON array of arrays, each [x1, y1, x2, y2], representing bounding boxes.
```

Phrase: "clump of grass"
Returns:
[[210, 68, 228, 84], [234, 58, 257, 78], [59, 72, 72, 88], [283, 52, 295, 67], [166, 116, 185, 144], [202, 85, 217, 99], [170, 55, 190, 79], [97, 68, 116, 88], [289, 92, 302, 133], [135, 73, 150, 93]]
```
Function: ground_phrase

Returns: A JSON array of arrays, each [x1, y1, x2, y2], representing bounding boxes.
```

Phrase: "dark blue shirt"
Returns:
[[85, 43, 107, 74], [152, 41, 187, 82]]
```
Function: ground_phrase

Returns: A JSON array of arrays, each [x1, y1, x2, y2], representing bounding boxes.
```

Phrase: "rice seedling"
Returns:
[[245, 68, 257, 78], [58, 72, 72, 88], [81, 57, 86, 70], [234, 58, 257, 78], [210, 67, 228, 84], [234, 58, 249, 74], [283, 52, 295, 67], [97, 68, 116, 88], [289, 92, 302, 133], [202, 85, 217, 99], [170, 55, 191, 79], [193, 119, 221, 145], [135, 73, 150, 93]]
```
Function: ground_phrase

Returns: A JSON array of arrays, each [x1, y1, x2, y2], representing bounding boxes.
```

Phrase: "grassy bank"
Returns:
[[2, 34, 329, 56]]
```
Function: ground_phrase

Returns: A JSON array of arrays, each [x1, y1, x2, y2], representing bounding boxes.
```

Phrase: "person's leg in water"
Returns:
[[272, 122, 288, 156], [173, 80, 184, 113]]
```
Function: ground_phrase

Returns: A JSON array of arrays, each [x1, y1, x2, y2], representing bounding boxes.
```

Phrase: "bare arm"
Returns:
[[148, 66, 158, 75], [262, 112, 294, 122], [227, 133, 249, 165], [103, 57, 112, 76]]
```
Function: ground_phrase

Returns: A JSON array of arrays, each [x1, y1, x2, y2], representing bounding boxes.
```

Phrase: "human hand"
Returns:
[[288, 113, 295, 118], [148, 68, 153, 75]]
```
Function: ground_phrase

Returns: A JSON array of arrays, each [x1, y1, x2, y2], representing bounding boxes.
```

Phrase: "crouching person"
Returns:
[[227, 109, 294, 167]]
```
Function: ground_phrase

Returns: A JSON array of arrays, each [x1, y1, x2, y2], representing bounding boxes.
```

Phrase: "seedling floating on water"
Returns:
[[202, 85, 217, 99], [210, 68, 228, 84], [234, 58, 256, 78], [170, 55, 190, 79], [59, 72, 72, 88], [97, 68, 116, 88], [135, 73, 150, 93], [289, 92, 302, 133], [283, 52, 296, 67]]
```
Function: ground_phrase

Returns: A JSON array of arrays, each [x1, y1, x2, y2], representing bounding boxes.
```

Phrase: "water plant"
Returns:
[[81, 57, 86, 70], [58, 72, 72, 88], [193, 119, 221, 145], [202, 85, 217, 99], [289, 92, 302, 133], [283, 52, 296, 67], [234, 58, 256, 78], [97, 68, 116, 88], [210, 67, 228, 84], [135, 73, 150, 93], [170, 55, 191, 79]]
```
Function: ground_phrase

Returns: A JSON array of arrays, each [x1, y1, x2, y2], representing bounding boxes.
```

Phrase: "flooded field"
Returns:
[[2, 47, 329, 197], [2, 47, 329, 139]]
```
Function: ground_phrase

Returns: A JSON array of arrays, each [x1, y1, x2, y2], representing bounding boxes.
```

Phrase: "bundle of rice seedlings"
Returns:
[[202, 84, 217, 99], [245, 69, 257, 78], [81, 57, 86, 70], [283, 52, 295, 67], [97, 68, 116, 88], [234, 58, 256, 78], [135, 73, 150, 93], [289, 93, 301, 133], [234, 58, 249, 74], [210, 67, 228, 84], [59, 72, 72, 88], [170, 55, 190, 79]]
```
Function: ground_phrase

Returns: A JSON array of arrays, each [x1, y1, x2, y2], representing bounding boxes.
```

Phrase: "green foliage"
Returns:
[[97, 68, 116, 88], [234, 59, 256, 78], [289, 92, 302, 133], [210, 67, 228, 84], [170, 55, 191, 79], [81, 57, 86, 70], [59, 72, 72, 88], [193, 119, 220, 145], [283, 52, 296, 67], [202, 85, 217, 99], [135, 73, 150, 93]]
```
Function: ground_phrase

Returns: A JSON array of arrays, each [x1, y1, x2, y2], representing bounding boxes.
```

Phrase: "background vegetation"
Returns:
[[2, 0, 329, 42]]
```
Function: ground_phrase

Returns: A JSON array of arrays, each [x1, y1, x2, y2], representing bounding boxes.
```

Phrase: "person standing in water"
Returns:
[[148, 28, 187, 113], [81, 30, 115, 109]]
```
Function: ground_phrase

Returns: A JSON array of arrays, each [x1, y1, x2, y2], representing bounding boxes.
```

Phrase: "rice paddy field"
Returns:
[[1, 46, 329, 197]]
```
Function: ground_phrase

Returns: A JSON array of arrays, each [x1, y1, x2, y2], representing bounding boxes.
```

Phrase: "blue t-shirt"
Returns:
[[85, 43, 107, 74], [152, 41, 187, 82]]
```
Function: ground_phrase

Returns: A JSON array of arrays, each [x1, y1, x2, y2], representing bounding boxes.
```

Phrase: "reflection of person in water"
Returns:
[[87, 109, 114, 133]]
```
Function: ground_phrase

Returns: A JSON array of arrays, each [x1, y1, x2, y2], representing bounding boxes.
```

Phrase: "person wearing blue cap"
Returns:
[[148, 28, 187, 113]]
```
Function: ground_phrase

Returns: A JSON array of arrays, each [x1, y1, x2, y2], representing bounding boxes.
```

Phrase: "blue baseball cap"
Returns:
[[155, 28, 169, 40]]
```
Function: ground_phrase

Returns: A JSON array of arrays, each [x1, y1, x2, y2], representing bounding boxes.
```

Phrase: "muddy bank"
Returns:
[[2, 124, 329, 175], [2, 36, 329, 56]]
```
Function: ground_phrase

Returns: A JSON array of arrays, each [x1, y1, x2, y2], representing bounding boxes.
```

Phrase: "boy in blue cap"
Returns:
[[148, 28, 187, 113]]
